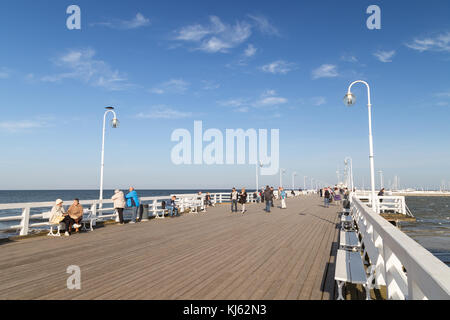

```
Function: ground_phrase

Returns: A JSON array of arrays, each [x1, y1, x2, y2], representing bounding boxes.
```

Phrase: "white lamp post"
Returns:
[[279, 168, 286, 188], [344, 80, 377, 212], [378, 170, 384, 189], [99, 107, 119, 208], [292, 172, 297, 190], [304, 176, 307, 190], [344, 157, 354, 192]]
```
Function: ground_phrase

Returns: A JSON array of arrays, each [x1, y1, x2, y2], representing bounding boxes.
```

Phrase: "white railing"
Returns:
[[350, 196, 450, 299], [0, 191, 269, 237], [354, 193, 412, 216]]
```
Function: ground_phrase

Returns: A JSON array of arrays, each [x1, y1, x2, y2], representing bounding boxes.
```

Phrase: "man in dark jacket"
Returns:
[[270, 187, 275, 207], [264, 186, 273, 212]]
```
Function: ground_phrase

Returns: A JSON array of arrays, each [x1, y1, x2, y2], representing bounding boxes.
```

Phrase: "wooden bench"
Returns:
[[335, 249, 371, 300], [42, 211, 63, 237], [80, 210, 96, 232], [43, 210, 95, 236]]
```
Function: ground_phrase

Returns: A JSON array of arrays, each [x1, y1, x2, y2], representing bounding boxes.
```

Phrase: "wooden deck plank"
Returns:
[[0, 195, 341, 300]]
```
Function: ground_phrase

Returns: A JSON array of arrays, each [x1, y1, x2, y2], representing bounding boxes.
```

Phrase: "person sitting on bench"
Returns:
[[167, 196, 179, 217], [205, 192, 213, 207], [64, 198, 83, 235]]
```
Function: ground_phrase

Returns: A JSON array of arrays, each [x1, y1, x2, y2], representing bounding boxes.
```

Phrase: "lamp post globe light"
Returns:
[[344, 80, 377, 212], [99, 106, 119, 208]]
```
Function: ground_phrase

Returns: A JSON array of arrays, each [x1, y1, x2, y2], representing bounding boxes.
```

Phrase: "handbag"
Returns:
[[50, 212, 65, 225]]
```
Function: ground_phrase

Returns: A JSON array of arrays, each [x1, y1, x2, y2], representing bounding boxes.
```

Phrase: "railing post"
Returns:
[[152, 199, 157, 218], [180, 198, 185, 213], [214, 194, 217, 205], [91, 202, 97, 227], [20, 207, 30, 236], [401, 197, 406, 215], [219, 194, 223, 203]]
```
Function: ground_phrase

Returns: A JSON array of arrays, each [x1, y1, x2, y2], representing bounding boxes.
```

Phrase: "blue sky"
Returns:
[[0, 0, 449, 190]]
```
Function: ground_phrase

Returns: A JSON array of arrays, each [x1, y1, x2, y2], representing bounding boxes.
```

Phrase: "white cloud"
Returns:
[[435, 91, 450, 98], [262, 89, 277, 97], [0, 120, 47, 133], [406, 32, 450, 52], [219, 90, 287, 112], [201, 80, 220, 90], [373, 50, 396, 62], [218, 98, 248, 108], [91, 13, 150, 30], [255, 90, 288, 106], [149, 78, 189, 94], [0, 72, 9, 79], [174, 16, 252, 53], [136, 106, 193, 119], [235, 106, 250, 113], [247, 14, 279, 36], [244, 44, 257, 57], [261, 60, 295, 74], [310, 96, 327, 106], [42, 49, 131, 91], [341, 55, 358, 63], [257, 96, 288, 106], [312, 64, 339, 79]]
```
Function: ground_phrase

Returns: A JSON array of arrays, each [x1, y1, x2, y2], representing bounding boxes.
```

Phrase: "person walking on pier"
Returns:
[[280, 187, 287, 209], [231, 188, 238, 213], [270, 187, 275, 207], [112, 189, 126, 225], [264, 186, 273, 212], [261, 188, 265, 203], [126, 187, 140, 223], [324, 188, 331, 208], [239, 188, 248, 213]]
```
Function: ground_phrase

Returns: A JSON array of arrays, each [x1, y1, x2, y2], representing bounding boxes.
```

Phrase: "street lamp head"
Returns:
[[343, 92, 356, 106], [111, 118, 120, 128], [105, 106, 114, 110]]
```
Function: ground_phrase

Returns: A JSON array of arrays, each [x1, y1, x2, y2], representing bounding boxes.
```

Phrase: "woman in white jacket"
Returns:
[[112, 189, 126, 224]]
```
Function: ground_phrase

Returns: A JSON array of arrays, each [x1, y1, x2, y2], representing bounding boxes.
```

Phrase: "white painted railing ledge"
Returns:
[[352, 197, 450, 299]]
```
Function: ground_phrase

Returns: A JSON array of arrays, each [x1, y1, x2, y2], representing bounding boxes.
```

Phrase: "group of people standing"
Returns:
[[319, 186, 350, 208], [230, 185, 287, 214], [111, 187, 141, 224], [230, 188, 248, 213]]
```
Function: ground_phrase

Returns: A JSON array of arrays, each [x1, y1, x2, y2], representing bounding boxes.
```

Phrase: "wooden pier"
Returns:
[[0, 195, 376, 300]]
